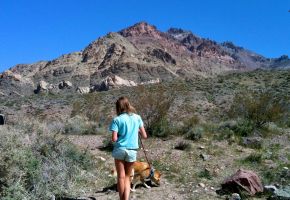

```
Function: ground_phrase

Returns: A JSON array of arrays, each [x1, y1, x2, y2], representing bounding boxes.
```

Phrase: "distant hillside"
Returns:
[[0, 22, 289, 97]]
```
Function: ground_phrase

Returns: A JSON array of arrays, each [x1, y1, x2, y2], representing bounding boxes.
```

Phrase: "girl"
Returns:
[[110, 96, 147, 200]]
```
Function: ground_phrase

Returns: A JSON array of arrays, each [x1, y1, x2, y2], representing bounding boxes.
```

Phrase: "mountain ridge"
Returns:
[[1, 21, 289, 97]]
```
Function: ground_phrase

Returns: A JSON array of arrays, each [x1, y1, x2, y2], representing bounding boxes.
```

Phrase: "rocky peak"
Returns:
[[270, 54, 290, 69], [276, 55, 289, 61], [221, 41, 244, 52], [167, 28, 202, 48], [168, 28, 192, 40], [167, 28, 188, 35], [119, 21, 161, 38]]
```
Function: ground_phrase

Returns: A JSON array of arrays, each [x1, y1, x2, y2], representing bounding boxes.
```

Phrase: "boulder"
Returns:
[[265, 185, 290, 200], [35, 80, 55, 94], [76, 87, 90, 94], [273, 186, 290, 200], [221, 169, 263, 195], [37, 80, 48, 91], [59, 80, 73, 89]]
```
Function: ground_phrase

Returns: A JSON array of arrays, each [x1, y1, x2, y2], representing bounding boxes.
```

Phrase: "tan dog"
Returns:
[[130, 161, 162, 192], [110, 161, 162, 192]]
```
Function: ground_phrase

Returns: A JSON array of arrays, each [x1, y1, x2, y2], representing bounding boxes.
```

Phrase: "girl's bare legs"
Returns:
[[124, 162, 134, 200], [115, 159, 125, 200], [115, 159, 134, 200]]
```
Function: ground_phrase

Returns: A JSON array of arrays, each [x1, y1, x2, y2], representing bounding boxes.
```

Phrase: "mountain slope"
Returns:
[[0, 22, 289, 97]]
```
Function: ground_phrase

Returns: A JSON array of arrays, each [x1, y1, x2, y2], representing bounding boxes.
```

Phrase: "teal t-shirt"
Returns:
[[109, 113, 143, 149]]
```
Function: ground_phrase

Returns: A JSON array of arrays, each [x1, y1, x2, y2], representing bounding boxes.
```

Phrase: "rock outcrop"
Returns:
[[93, 75, 137, 91]]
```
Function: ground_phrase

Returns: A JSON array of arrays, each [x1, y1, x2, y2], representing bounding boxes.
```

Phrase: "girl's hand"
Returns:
[[139, 126, 147, 139]]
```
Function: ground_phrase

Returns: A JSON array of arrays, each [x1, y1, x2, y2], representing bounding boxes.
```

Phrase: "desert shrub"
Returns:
[[185, 126, 204, 141], [64, 115, 98, 135], [262, 163, 290, 185], [149, 117, 171, 138], [133, 85, 173, 137], [71, 93, 107, 127], [179, 115, 200, 135], [232, 119, 255, 137], [0, 123, 96, 199], [229, 91, 289, 128], [217, 119, 260, 146], [242, 153, 263, 164], [174, 141, 192, 151], [197, 169, 212, 180], [215, 127, 235, 141]]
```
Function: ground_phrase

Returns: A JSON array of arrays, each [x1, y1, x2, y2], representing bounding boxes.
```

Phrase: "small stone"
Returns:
[[283, 167, 289, 170], [198, 183, 205, 188], [198, 146, 205, 150], [210, 187, 215, 190], [200, 153, 210, 161], [264, 185, 278, 192], [231, 193, 241, 200], [97, 156, 106, 161]]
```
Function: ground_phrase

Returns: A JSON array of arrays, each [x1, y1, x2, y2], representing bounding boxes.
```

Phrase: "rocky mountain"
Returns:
[[0, 22, 289, 96]]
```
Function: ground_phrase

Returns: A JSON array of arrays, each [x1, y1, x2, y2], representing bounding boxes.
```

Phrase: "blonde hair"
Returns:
[[116, 96, 136, 115]]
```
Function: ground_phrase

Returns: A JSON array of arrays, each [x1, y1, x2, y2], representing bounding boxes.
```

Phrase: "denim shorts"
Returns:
[[112, 148, 137, 162]]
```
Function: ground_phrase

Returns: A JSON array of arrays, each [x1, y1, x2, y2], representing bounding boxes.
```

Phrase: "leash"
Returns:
[[138, 135, 152, 169], [138, 135, 156, 179]]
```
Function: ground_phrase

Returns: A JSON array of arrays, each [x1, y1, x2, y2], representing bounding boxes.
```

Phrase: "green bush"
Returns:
[[174, 141, 192, 151], [229, 90, 288, 130], [185, 126, 204, 141], [64, 115, 98, 135], [232, 119, 255, 137], [180, 115, 200, 135], [133, 85, 173, 137], [262, 164, 290, 185], [242, 153, 263, 164], [197, 169, 212, 180], [150, 117, 171, 138]]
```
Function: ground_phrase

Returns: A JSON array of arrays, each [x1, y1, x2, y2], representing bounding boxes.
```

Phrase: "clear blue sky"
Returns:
[[0, 0, 289, 72]]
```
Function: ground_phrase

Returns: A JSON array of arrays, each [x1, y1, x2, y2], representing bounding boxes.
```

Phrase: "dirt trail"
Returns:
[[67, 135, 195, 200]]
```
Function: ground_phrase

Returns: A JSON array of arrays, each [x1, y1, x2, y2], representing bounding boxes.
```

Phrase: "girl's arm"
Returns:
[[139, 126, 147, 139], [112, 131, 118, 142]]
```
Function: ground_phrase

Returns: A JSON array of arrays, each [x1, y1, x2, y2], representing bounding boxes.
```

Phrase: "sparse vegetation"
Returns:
[[1, 69, 290, 199], [174, 140, 192, 151], [64, 115, 99, 135], [133, 85, 173, 138], [185, 126, 204, 141], [229, 90, 288, 131], [0, 122, 105, 200]]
